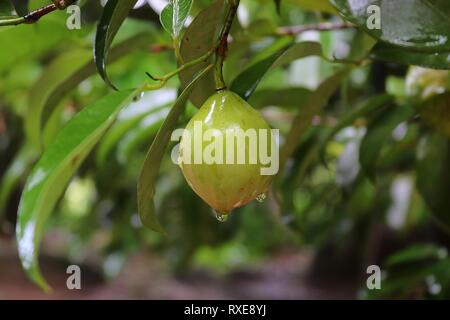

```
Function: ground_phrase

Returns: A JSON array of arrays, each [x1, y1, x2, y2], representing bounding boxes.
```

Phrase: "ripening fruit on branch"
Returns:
[[178, 90, 278, 219]]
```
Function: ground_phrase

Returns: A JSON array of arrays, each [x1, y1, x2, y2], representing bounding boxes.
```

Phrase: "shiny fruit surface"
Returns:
[[179, 90, 276, 215]]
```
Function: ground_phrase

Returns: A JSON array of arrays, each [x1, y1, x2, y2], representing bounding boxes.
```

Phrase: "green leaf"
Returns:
[[137, 65, 213, 233], [0, 1, 13, 15], [318, 94, 394, 162], [386, 243, 444, 267], [97, 89, 176, 166], [248, 87, 311, 109], [0, 145, 36, 218], [26, 33, 153, 149], [331, 0, 450, 53], [9, 0, 28, 16], [26, 49, 92, 148], [230, 43, 292, 100], [359, 104, 415, 181], [230, 41, 329, 100], [179, 0, 224, 107], [16, 89, 139, 291], [94, 0, 138, 89], [372, 43, 450, 70], [0, 15, 79, 73], [272, 41, 330, 67], [279, 68, 351, 169], [286, 0, 337, 13], [117, 107, 169, 163], [417, 133, 450, 233], [160, 0, 193, 38]]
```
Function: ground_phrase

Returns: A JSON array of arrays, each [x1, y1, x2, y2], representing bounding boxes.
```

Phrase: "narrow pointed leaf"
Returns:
[[248, 87, 311, 109], [16, 89, 139, 291], [94, 0, 138, 89], [230, 41, 329, 100], [372, 43, 450, 70], [138, 65, 213, 232], [331, 0, 450, 53], [417, 134, 450, 233], [318, 94, 394, 162], [117, 107, 170, 162], [26, 49, 92, 148], [359, 105, 415, 181], [160, 0, 193, 38], [280, 68, 351, 169], [9, 0, 28, 16], [26, 33, 153, 149], [0, 145, 36, 218]]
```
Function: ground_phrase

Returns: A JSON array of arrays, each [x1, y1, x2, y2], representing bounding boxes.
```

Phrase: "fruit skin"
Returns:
[[179, 90, 275, 215]]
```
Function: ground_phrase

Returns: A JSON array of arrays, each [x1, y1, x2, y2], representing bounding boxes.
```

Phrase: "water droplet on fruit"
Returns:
[[214, 210, 229, 223], [133, 92, 144, 102], [256, 193, 267, 203]]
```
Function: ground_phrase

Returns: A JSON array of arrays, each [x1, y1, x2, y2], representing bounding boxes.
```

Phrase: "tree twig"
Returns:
[[277, 21, 354, 36], [143, 49, 215, 91], [0, 0, 77, 27]]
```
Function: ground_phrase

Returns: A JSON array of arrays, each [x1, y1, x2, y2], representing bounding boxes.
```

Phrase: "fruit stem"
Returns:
[[142, 49, 214, 91], [173, 36, 184, 65], [214, 0, 240, 91], [0, 0, 77, 27]]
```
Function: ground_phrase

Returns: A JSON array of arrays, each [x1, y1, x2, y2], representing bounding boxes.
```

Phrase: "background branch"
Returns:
[[277, 21, 354, 36], [0, 0, 77, 27]]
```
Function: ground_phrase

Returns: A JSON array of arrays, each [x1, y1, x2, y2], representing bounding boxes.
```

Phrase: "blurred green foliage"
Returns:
[[1, 0, 450, 298]]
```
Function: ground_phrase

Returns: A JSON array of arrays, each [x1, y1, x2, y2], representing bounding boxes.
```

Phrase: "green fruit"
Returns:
[[179, 90, 276, 216]]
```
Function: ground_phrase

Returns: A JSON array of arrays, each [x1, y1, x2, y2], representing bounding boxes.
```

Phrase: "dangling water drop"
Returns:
[[133, 91, 145, 102], [256, 193, 267, 203], [214, 210, 229, 222]]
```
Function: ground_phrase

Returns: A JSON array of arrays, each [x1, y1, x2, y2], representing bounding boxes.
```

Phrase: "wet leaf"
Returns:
[[386, 243, 445, 267], [248, 87, 311, 109], [16, 89, 139, 291], [160, 0, 193, 38], [331, 0, 450, 53], [94, 0, 138, 89], [230, 41, 328, 100], [137, 65, 213, 232], [280, 68, 351, 169], [372, 43, 450, 70]]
